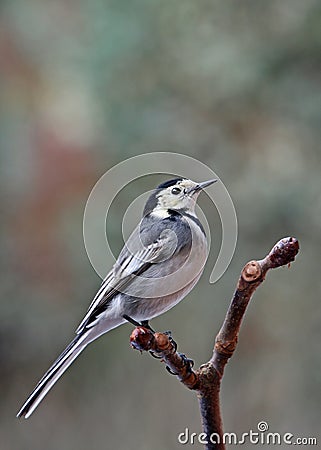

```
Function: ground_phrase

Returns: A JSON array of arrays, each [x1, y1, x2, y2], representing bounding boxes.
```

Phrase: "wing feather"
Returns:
[[76, 233, 175, 333]]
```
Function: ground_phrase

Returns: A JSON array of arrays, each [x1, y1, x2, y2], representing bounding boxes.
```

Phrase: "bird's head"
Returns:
[[143, 178, 216, 217]]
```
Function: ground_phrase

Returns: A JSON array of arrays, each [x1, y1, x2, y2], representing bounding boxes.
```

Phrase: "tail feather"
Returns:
[[17, 332, 89, 419]]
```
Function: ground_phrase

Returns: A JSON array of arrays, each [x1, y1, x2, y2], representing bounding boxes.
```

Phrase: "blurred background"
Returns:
[[1, 0, 320, 449]]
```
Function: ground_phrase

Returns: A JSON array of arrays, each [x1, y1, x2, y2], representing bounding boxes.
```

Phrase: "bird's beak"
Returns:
[[198, 179, 217, 190], [188, 179, 217, 194]]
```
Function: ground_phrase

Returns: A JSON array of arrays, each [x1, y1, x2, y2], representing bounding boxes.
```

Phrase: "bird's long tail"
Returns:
[[17, 331, 91, 419]]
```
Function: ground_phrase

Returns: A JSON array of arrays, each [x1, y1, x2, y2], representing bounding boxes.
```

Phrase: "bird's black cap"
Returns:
[[156, 178, 185, 190]]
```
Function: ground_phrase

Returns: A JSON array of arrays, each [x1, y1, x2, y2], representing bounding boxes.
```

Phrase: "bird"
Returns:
[[17, 177, 216, 419]]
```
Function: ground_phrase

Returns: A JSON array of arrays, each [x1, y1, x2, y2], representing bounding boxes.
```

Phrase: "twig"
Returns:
[[130, 329, 199, 389], [130, 237, 299, 450]]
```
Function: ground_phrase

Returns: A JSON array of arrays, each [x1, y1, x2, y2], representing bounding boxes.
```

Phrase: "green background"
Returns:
[[1, 1, 320, 449]]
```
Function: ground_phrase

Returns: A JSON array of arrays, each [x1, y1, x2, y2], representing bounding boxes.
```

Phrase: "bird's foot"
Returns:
[[162, 331, 177, 352], [166, 365, 178, 375], [149, 350, 162, 359], [179, 353, 195, 372], [166, 353, 194, 376]]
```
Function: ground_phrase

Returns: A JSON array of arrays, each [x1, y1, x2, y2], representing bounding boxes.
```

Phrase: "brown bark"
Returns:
[[130, 237, 299, 450]]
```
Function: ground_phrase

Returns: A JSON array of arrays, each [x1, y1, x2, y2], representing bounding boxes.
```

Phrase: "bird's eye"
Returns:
[[171, 187, 181, 195]]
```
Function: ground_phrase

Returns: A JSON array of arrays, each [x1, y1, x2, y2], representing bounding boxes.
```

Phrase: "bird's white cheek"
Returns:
[[182, 197, 195, 210], [165, 197, 181, 208]]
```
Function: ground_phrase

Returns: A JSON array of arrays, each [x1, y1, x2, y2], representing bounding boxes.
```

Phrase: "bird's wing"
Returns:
[[76, 228, 177, 333]]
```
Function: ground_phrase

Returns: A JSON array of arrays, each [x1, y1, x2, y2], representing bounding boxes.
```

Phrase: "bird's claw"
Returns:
[[165, 365, 178, 375], [178, 353, 194, 372], [169, 336, 177, 352], [165, 354, 194, 376], [149, 350, 162, 359], [162, 332, 177, 352]]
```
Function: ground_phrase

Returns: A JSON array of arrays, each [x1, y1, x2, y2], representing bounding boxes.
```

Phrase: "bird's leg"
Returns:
[[123, 315, 155, 332], [140, 320, 155, 332], [123, 314, 141, 327]]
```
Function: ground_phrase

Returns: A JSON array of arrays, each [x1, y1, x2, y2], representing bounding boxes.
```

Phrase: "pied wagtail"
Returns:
[[17, 177, 216, 418]]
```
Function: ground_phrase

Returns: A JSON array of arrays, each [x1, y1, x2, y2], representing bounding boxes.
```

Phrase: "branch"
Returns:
[[130, 328, 199, 388], [211, 236, 299, 375], [130, 237, 299, 450]]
